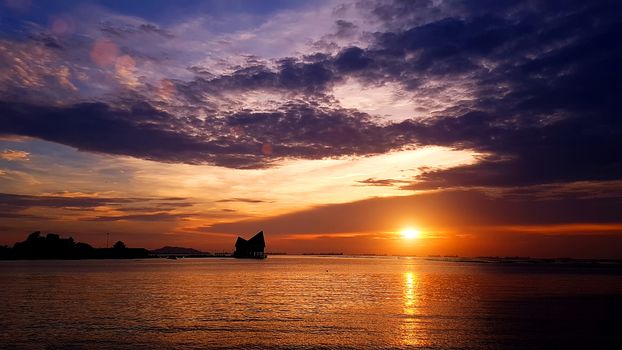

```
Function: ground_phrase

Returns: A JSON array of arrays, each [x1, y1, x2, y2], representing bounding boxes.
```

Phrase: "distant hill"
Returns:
[[0, 231, 150, 260], [151, 246, 206, 255]]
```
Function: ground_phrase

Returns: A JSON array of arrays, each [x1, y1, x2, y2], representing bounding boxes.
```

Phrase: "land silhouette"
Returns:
[[0, 231, 150, 259], [152, 246, 206, 255], [0, 231, 268, 260]]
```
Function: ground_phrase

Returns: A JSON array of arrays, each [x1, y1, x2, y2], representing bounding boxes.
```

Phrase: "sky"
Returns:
[[1, 0, 621, 258]]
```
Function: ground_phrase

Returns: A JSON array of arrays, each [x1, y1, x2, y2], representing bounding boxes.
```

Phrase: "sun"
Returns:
[[401, 228, 421, 240]]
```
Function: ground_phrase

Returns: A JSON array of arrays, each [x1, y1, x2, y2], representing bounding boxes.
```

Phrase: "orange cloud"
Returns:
[[0, 149, 29, 161]]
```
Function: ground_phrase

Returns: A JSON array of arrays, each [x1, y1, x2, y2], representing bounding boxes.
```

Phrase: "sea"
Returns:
[[1, 256, 621, 350]]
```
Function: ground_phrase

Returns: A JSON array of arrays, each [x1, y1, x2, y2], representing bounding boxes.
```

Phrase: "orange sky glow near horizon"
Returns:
[[2, 142, 621, 258]]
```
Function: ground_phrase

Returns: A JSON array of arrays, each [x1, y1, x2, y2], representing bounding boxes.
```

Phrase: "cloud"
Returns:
[[0, 149, 29, 161], [0, 212, 48, 219], [172, 1, 621, 186], [0, 192, 194, 226], [334, 20, 359, 38], [216, 198, 269, 203], [80, 212, 190, 222], [0, 100, 257, 168], [100, 22, 174, 39], [178, 58, 337, 103], [203, 188, 622, 236], [357, 1, 622, 189], [357, 178, 407, 187], [0, 0, 620, 188], [0, 99, 429, 168], [399, 107, 622, 189], [0, 192, 190, 213], [0, 192, 136, 209]]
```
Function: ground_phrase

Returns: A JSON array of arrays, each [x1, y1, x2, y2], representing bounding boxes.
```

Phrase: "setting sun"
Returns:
[[401, 228, 422, 240]]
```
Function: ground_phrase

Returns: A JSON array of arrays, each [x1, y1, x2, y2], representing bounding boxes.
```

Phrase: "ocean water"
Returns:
[[1, 256, 621, 350]]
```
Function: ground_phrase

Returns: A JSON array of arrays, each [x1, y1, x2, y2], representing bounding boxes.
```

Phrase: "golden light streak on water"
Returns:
[[401, 271, 425, 347]]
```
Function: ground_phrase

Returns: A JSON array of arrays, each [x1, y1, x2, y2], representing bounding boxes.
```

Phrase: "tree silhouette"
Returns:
[[113, 240, 126, 250]]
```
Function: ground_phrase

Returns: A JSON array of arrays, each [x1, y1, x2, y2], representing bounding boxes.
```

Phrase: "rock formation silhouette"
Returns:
[[233, 231, 266, 259]]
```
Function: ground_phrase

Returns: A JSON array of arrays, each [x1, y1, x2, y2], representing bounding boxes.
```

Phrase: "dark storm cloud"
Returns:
[[0, 100, 421, 168], [222, 103, 411, 158], [358, 0, 622, 189], [397, 108, 622, 189], [0, 100, 265, 169], [334, 47, 371, 72], [179, 58, 336, 102]]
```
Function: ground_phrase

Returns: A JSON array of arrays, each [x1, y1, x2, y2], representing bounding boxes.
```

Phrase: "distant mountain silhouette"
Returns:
[[0, 231, 150, 260], [152, 246, 207, 255]]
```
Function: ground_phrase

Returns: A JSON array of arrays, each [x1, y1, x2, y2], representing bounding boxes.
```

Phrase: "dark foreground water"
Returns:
[[1, 256, 621, 350]]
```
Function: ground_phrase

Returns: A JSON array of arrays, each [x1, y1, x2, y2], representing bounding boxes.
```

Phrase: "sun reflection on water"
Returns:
[[403, 272, 417, 314], [401, 271, 423, 346]]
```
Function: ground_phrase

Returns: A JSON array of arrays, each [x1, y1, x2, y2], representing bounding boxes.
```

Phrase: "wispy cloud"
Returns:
[[216, 198, 270, 203], [0, 149, 29, 161]]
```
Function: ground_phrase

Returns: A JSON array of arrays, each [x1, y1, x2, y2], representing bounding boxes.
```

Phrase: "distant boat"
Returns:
[[233, 231, 267, 259]]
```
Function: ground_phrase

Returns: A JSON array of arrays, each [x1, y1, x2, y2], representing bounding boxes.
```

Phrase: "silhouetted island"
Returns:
[[151, 246, 215, 258], [0, 231, 270, 260], [0, 231, 150, 260], [151, 246, 208, 256]]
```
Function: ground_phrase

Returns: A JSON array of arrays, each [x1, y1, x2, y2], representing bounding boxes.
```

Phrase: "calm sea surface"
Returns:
[[1, 256, 621, 350]]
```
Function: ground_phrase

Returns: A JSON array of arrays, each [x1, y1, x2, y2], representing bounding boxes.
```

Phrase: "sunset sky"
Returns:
[[1, 0, 621, 258]]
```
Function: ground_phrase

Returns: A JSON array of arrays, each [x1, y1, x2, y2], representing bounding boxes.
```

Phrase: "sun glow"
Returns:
[[401, 228, 422, 240]]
